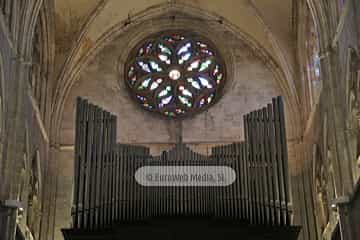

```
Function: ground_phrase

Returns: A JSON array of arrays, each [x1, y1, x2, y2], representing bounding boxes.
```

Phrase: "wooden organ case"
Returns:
[[62, 96, 300, 240]]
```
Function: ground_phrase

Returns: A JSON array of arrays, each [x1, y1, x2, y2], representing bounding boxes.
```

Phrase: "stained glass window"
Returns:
[[125, 31, 226, 118]]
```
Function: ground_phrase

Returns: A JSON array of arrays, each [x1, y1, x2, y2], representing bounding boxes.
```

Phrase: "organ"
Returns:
[[62, 96, 300, 240]]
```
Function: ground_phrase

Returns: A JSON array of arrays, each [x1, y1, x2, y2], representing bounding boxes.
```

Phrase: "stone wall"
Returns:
[[1, 1, 360, 240], [291, 0, 360, 239], [54, 15, 284, 239], [59, 32, 281, 149], [0, 1, 56, 240]]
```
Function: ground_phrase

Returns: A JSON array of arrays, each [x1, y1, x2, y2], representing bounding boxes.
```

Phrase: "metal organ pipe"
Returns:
[[72, 96, 291, 230]]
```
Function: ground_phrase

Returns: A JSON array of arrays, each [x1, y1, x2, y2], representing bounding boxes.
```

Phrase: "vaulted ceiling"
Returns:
[[54, 0, 294, 67], [52, 0, 300, 139], [54, 0, 293, 45]]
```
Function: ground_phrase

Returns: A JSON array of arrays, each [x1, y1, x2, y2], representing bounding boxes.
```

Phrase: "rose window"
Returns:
[[125, 31, 226, 118]]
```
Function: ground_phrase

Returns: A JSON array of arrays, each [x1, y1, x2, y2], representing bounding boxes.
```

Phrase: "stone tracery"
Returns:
[[125, 31, 226, 118]]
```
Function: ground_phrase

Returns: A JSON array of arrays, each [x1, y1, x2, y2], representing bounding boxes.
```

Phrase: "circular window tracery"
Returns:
[[125, 31, 226, 118]]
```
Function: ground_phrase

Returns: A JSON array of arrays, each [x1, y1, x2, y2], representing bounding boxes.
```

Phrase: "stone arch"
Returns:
[[52, 2, 302, 147], [296, 0, 323, 116], [0, 50, 5, 173], [306, 0, 331, 51], [17, 0, 43, 59], [52, 2, 306, 234], [29, 1, 55, 124], [60, 16, 285, 145]]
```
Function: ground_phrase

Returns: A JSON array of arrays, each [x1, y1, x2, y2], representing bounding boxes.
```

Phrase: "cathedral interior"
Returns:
[[0, 0, 360, 239]]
